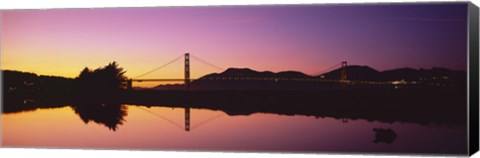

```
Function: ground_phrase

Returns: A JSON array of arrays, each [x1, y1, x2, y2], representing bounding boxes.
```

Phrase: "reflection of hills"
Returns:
[[123, 88, 467, 126], [3, 87, 467, 129], [153, 66, 466, 91], [3, 96, 128, 131]]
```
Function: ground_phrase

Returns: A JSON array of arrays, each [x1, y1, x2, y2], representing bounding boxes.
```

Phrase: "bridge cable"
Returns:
[[190, 54, 225, 71], [312, 62, 342, 76], [136, 106, 184, 130], [190, 113, 225, 131], [133, 54, 184, 79]]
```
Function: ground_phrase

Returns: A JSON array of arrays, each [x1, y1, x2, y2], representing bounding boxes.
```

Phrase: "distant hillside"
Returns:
[[319, 65, 380, 81], [380, 68, 420, 81], [3, 70, 74, 92], [154, 66, 466, 91], [202, 68, 310, 79], [2, 69, 75, 105], [154, 68, 315, 91], [318, 66, 466, 82]]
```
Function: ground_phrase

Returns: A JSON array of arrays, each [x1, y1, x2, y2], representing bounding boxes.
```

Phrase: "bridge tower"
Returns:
[[185, 53, 190, 91], [185, 107, 190, 131], [184, 53, 191, 132], [341, 61, 347, 81]]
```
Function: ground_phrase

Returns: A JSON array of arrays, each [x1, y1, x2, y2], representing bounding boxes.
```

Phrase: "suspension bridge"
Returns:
[[123, 53, 387, 90]]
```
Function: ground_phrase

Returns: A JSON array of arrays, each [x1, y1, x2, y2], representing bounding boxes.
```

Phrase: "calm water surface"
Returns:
[[2, 105, 467, 154]]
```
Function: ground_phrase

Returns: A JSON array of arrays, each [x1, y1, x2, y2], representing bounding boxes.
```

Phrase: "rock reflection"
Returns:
[[372, 128, 397, 144]]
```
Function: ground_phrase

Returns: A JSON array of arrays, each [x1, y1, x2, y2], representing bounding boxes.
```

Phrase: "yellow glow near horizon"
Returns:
[[2, 50, 221, 89]]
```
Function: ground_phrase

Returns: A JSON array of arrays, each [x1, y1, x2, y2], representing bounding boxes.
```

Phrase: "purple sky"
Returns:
[[1, 3, 468, 79]]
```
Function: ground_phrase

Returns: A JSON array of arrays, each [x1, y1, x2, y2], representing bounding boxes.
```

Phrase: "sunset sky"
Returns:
[[1, 3, 468, 81]]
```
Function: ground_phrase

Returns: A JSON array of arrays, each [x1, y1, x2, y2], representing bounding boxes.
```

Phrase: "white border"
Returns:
[[0, 0, 478, 158]]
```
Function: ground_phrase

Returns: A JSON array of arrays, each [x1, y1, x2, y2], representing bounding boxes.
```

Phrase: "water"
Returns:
[[1, 105, 467, 155]]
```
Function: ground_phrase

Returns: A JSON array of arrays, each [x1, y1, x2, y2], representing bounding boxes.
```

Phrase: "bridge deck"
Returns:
[[131, 79, 192, 82], [129, 78, 393, 85]]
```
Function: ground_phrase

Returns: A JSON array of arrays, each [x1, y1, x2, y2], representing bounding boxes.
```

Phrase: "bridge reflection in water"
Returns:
[[135, 105, 225, 132]]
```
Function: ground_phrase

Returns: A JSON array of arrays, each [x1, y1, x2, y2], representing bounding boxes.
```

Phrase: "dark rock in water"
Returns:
[[373, 128, 397, 144]]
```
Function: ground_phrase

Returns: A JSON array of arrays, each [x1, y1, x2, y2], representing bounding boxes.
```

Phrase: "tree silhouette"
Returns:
[[74, 62, 127, 99], [72, 100, 128, 131]]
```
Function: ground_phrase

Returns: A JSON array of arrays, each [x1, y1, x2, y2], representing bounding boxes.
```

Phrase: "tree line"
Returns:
[[3, 61, 128, 98]]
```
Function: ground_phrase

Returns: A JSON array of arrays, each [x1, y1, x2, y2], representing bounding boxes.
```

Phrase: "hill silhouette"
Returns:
[[202, 68, 310, 78], [319, 65, 381, 81], [154, 66, 466, 91], [3, 70, 74, 97], [319, 66, 466, 81]]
